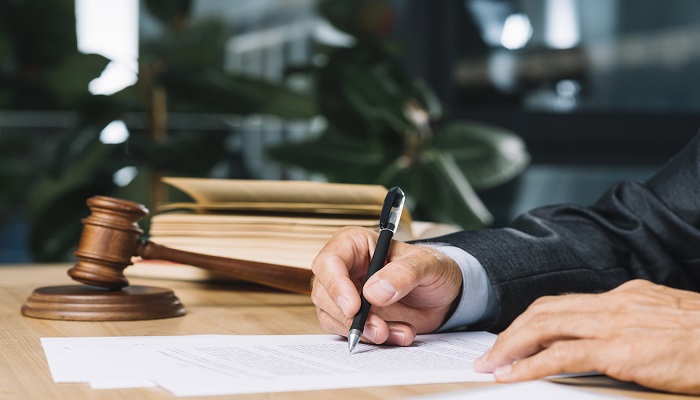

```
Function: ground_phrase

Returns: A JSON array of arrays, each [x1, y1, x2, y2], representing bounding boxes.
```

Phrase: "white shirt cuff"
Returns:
[[427, 244, 498, 332]]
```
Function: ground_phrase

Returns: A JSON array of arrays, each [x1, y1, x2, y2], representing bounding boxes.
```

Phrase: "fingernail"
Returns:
[[363, 324, 377, 342], [494, 363, 513, 379], [336, 295, 352, 317], [366, 280, 396, 302], [388, 328, 406, 346]]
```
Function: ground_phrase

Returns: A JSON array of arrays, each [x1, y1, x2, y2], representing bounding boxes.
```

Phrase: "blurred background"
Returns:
[[1, 0, 698, 263]]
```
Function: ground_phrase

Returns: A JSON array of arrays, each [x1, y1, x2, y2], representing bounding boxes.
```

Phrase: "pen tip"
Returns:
[[348, 329, 361, 354]]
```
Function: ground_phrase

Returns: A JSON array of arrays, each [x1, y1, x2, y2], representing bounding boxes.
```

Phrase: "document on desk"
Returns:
[[42, 332, 496, 396]]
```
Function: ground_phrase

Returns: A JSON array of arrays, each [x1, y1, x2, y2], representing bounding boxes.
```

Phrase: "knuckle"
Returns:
[[310, 252, 331, 275], [336, 225, 361, 235], [492, 332, 508, 349], [529, 296, 555, 311], [415, 244, 444, 264], [328, 226, 353, 239], [528, 312, 561, 334], [323, 280, 344, 301], [530, 310, 554, 327], [334, 226, 373, 241], [395, 261, 421, 283], [309, 260, 323, 277], [310, 286, 325, 307], [316, 309, 337, 333], [547, 340, 578, 362], [388, 258, 423, 286], [620, 279, 651, 290]]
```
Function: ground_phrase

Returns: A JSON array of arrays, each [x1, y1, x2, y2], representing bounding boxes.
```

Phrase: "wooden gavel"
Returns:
[[69, 196, 313, 294]]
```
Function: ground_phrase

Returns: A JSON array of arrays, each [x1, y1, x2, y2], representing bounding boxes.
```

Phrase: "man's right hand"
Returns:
[[310, 226, 463, 347]]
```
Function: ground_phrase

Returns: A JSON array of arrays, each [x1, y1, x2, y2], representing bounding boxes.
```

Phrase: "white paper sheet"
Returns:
[[42, 332, 496, 396]]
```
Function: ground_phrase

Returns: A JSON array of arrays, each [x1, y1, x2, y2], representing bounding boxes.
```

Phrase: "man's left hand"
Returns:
[[474, 280, 700, 395]]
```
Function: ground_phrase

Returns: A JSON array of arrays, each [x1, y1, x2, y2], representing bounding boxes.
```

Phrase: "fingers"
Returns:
[[356, 318, 416, 346], [474, 280, 700, 377], [312, 278, 353, 330], [475, 311, 612, 372], [314, 303, 385, 341], [315, 306, 416, 346], [491, 339, 604, 382], [472, 281, 700, 394], [313, 280, 386, 341], [384, 321, 418, 346], [311, 226, 459, 343], [315, 308, 351, 337], [311, 227, 418, 346], [504, 280, 700, 337], [311, 227, 375, 318], [313, 259, 418, 346]]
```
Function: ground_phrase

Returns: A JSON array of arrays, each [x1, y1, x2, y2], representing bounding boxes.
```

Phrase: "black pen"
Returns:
[[348, 187, 405, 353]]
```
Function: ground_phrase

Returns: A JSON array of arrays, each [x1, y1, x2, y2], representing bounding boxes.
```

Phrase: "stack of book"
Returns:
[[127, 178, 429, 283]]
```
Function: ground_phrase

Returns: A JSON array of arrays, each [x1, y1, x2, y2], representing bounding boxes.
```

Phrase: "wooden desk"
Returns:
[[0, 265, 689, 399]]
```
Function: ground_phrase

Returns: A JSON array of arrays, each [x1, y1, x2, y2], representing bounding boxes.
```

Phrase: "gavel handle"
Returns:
[[135, 240, 313, 295]]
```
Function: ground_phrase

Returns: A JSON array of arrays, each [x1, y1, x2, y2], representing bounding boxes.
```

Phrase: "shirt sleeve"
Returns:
[[422, 244, 499, 332]]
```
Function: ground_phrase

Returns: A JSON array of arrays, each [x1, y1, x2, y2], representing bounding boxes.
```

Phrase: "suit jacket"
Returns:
[[433, 133, 700, 332]]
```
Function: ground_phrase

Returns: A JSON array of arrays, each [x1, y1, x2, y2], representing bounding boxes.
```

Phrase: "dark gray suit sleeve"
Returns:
[[432, 133, 700, 332]]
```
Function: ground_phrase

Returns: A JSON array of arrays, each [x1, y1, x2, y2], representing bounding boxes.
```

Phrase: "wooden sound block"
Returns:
[[21, 285, 186, 321]]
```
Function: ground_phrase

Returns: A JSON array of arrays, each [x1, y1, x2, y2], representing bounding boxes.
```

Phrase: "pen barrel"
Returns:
[[350, 229, 394, 331]]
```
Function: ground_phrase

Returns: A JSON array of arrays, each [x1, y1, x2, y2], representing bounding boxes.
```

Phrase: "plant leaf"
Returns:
[[127, 131, 229, 174], [160, 69, 316, 119], [434, 121, 530, 190], [144, 0, 192, 29], [141, 18, 227, 68], [340, 65, 412, 135], [0, 131, 35, 205], [44, 52, 111, 107], [267, 133, 387, 183], [417, 150, 493, 228], [27, 140, 119, 261], [409, 79, 442, 120]]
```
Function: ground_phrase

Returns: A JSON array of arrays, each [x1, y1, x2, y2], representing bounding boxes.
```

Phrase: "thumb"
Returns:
[[362, 256, 426, 307]]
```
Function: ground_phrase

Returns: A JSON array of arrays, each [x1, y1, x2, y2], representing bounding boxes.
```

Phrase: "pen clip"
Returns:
[[379, 187, 405, 233]]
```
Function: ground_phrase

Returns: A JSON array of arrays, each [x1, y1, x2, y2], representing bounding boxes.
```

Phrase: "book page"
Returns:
[[161, 177, 413, 226], [163, 177, 389, 206], [157, 201, 384, 216]]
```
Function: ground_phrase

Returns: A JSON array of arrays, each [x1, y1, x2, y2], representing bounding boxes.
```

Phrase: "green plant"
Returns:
[[0, 0, 316, 261], [268, 0, 530, 229]]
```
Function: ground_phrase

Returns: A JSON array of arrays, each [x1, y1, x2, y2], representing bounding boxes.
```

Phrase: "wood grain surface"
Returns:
[[0, 264, 689, 400]]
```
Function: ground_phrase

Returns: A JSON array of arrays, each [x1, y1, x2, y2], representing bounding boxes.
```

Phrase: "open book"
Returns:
[[127, 178, 455, 284]]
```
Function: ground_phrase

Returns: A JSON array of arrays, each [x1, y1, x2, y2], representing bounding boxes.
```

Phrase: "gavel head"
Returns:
[[68, 196, 149, 290]]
